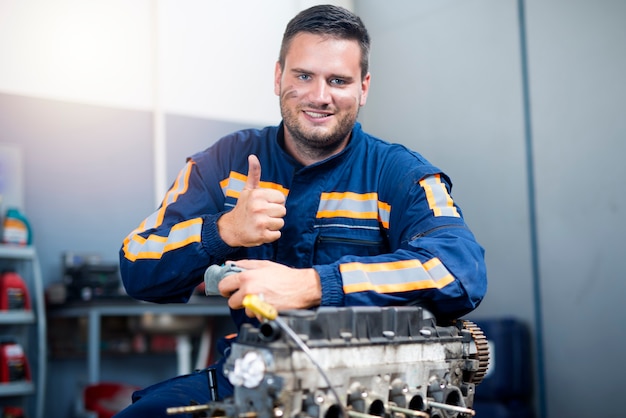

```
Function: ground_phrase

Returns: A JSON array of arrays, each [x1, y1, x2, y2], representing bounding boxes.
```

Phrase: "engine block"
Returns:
[[168, 306, 489, 418]]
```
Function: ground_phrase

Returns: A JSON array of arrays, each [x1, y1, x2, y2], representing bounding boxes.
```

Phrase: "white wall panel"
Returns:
[[158, 0, 352, 125], [0, 0, 153, 110], [157, 0, 287, 125], [0, 0, 353, 126]]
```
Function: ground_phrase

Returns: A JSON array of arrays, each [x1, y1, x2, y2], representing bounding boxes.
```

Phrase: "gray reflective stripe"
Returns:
[[424, 259, 452, 281], [126, 219, 203, 259], [342, 263, 432, 287], [164, 162, 192, 207], [141, 162, 194, 232], [341, 258, 454, 294], [142, 209, 163, 232], [419, 175, 460, 218], [317, 193, 390, 228], [222, 175, 246, 198], [378, 203, 390, 227], [318, 196, 378, 214]]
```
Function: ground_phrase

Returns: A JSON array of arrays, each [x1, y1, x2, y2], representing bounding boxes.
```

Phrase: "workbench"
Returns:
[[47, 296, 231, 384]]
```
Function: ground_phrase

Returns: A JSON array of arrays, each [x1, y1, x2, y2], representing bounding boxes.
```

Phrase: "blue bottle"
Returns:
[[2, 208, 32, 246]]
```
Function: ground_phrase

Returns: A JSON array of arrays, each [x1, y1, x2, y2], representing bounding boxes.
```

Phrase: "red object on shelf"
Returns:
[[84, 382, 140, 418], [0, 271, 31, 311], [149, 335, 178, 353], [2, 406, 25, 418], [0, 341, 31, 383]]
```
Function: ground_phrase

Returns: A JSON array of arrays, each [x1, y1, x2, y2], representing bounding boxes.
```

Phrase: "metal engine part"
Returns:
[[167, 306, 489, 418]]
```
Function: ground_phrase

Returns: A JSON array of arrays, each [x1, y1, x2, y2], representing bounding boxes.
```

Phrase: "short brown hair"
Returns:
[[278, 4, 371, 80]]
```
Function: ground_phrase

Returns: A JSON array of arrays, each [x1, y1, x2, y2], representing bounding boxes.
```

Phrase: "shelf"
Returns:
[[0, 244, 45, 418], [0, 310, 35, 324], [0, 381, 35, 397], [0, 245, 36, 260]]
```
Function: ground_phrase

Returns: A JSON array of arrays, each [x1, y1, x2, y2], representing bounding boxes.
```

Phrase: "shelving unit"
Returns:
[[0, 244, 46, 418]]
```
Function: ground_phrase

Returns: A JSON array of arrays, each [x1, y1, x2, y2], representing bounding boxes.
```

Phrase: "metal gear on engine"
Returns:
[[462, 320, 490, 384]]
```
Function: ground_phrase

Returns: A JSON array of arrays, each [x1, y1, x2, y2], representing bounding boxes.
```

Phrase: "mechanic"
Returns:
[[115, 4, 487, 417]]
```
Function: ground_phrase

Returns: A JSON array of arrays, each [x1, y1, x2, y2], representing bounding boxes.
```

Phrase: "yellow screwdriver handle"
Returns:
[[242, 294, 278, 320]]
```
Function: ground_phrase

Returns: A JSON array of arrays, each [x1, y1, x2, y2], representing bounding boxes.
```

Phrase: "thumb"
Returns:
[[244, 154, 261, 190]]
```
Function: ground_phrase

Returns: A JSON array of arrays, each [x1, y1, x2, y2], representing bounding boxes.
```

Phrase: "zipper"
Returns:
[[410, 224, 468, 241]]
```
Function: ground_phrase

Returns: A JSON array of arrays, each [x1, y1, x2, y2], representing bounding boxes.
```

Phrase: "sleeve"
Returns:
[[313, 164, 487, 320], [119, 158, 241, 303]]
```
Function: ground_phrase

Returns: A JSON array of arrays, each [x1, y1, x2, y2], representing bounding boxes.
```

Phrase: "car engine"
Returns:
[[167, 305, 489, 418]]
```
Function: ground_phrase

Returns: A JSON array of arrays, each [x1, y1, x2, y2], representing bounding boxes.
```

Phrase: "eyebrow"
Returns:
[[290, 67, 311, 75]]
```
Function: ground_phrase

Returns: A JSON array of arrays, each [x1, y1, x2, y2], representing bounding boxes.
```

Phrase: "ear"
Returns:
[[359, 72, 371, 107], [274, 61, 282, 96]]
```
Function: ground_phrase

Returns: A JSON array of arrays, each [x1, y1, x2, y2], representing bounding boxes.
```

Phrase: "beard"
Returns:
[[280, 97, 359, 161]]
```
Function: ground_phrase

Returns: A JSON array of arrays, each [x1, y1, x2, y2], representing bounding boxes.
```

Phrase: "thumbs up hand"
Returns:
[[217, 155, 286, 247]]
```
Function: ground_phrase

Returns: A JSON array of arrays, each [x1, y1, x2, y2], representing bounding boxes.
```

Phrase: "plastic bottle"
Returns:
[[0, 271, 31, 310], [2, 208, 31, 246]]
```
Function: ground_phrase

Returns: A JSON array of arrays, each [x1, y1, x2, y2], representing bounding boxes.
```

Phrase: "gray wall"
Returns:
[[356, 0, 626, 417], [165, 114, 256, 186], [526, 1, 626, 417], [0, 93, 154, 280], [0, 93, 254, 284]]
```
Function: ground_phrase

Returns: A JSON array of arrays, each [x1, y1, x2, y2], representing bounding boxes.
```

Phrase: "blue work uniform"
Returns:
[[115, 122, 487, 417]]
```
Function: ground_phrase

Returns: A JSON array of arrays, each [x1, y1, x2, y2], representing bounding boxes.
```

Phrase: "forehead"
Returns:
[[283, 32, 362, 75]]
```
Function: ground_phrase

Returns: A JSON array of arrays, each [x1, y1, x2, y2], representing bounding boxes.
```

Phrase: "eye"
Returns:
[[297, 74, 311, 81], [330, 78, 346, 86]]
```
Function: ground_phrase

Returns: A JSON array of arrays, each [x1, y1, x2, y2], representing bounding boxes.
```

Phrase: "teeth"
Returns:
[[305, 111, 329, 118]]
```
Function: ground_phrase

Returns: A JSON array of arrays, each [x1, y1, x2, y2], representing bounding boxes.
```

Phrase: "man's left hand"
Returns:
[[217, 260, 322, 317]]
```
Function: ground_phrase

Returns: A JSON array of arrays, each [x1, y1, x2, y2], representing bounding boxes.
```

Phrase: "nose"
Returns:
[[308, 78, 331, 104]]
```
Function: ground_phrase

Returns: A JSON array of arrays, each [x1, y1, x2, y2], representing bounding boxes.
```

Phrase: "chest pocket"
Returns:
[[313, 229, 388, 265]]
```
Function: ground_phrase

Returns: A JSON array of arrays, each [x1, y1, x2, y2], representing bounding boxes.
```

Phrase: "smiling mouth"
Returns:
[[303, 110, 332, 119]]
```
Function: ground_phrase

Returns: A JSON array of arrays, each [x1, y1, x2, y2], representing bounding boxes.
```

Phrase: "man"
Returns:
[[116, 4, 487, 417]]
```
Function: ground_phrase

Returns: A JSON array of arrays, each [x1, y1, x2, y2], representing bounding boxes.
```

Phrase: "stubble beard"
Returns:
[[280, 97, 359, 162]]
